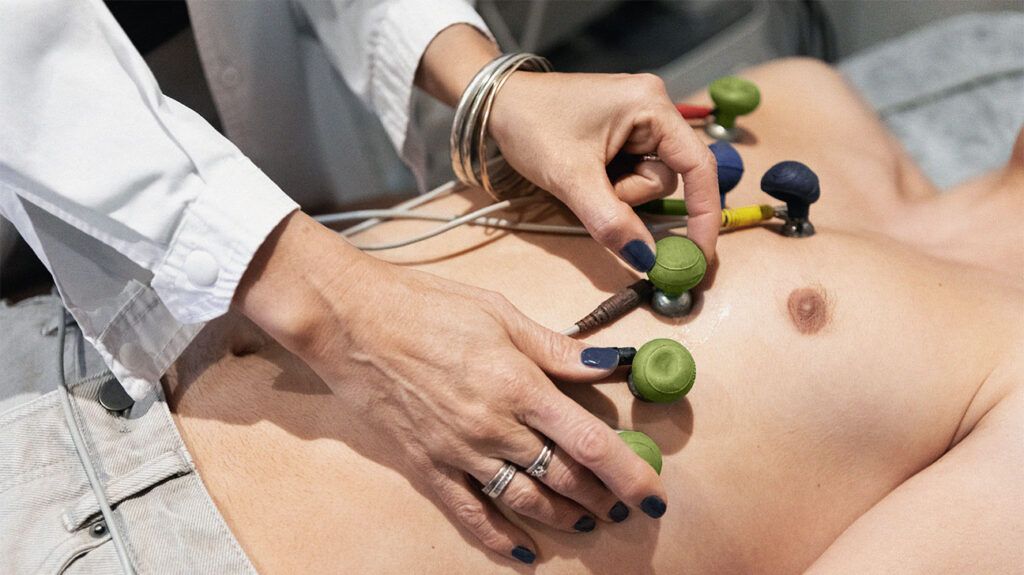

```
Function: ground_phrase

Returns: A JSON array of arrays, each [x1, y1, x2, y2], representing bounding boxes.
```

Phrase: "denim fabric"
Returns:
[[0, 296, 256, 574]]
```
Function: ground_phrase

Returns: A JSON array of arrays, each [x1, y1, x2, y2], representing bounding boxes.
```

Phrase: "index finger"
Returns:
[[652, 108, 720, 262], [521, 387, 668, 519]]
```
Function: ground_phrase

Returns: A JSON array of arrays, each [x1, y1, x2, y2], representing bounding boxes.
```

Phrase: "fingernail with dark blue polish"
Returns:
[[608, 501, 629, 523], [619, 240, 656, 272], [641, 496, 667, 519], [511, 546, 536, 564], [574, 515, 596, 533], [581, 347, 619, 369]]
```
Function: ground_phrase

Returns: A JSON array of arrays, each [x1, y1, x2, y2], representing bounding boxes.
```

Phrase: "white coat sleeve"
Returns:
[[294, 0, 493, 162], [0, 0, 298, 401], [0, 0, 298, 326]]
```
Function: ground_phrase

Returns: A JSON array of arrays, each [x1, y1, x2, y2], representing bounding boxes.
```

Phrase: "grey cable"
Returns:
[[559, 324, 581, 336], [318, 203, 696, 247], [347, 196, 539, 251], [317, 208, 592, 235], [339, 179, 460, 238], [55, 307, 136, 575]]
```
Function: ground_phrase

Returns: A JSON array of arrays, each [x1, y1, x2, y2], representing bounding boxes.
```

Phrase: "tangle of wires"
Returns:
[[799, 0, 838, 63]]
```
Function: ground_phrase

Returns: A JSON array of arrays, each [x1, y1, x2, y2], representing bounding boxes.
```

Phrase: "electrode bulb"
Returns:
[[627, 338, 696, 404], [647, 236, 706, 297], [706, 76, 760, 142], [761, 161, 821, 237], [709, 141, 744, 207], [618, 430, 664, 474]]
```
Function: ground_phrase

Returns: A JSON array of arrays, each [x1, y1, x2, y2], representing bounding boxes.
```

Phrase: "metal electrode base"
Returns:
[[780, 218, 816, 238], [650, 289, 693, 317], [705, 122, 740, 142], [626, 374, 651, 402]]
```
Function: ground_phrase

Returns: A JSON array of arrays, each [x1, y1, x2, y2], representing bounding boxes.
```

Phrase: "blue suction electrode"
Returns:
[[709, 141, 743, 207], [760, 161, 820, 238]]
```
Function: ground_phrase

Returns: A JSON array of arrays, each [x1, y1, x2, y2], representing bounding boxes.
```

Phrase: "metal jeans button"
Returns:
[[98, 378, 134, 415]]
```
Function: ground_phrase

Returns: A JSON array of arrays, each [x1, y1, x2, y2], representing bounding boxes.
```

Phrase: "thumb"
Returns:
[[504, 312, 625, 383], [553, 170, 658, 272]]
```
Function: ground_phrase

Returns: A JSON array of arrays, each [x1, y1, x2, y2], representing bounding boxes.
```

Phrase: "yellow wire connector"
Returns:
[[720, 204, 775, 229]]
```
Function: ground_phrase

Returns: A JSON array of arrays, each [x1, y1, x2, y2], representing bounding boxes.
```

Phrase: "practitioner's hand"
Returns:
[[416, 23, 718, 269], [236, 213, 668, 564], [489, 71, 721, 267]]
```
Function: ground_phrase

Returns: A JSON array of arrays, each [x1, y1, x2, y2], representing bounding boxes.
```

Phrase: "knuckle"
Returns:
[[621, 469, 655, 502], [544, 461, 582, 494], [572, 422, 612, 468], [452, 500, 490, 534], [517, 392, 558, 429], [503, 483, 543, 513], [588, 208, 626, 247], [540, 330, 575, 366], [461, 409, 503, 447], [483, 290, 512, 311], [496, 364, 531, 395], [634, 73, 666, 98]]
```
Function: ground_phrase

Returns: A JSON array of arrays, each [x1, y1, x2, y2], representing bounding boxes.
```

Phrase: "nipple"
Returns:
[[787, 286, 830, 335]]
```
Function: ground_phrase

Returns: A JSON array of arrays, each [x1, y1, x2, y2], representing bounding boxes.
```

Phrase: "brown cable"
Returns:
[[574, 279, 654, 334]]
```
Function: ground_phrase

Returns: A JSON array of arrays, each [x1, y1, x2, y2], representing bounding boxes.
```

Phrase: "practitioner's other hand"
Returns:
[[490, 71, 721, 267], [236, 212, 668, 564]]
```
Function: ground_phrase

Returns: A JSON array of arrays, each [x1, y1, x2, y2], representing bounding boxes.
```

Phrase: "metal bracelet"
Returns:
[[450, 53, 552, 201]]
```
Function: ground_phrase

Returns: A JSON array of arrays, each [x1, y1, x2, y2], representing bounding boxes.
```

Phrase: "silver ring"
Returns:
[[481, 462, 517, 499], [525, 439, 554, 479], [641, 153, 660, 162]]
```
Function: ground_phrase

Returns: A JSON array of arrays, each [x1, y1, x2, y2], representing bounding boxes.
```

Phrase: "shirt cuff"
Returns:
[[371, 0, 492, 157], [150, 156, 298, 324]]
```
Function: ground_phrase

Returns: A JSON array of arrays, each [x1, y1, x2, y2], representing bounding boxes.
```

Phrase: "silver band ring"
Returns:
[[482, 462, 517, 499], [525, 439, 555, 479], [642, 153, 660, 162]]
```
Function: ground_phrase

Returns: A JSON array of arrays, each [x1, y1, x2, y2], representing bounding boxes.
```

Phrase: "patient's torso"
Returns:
[[165, 192, 1018, 573], [164, 60, 1023, 573]]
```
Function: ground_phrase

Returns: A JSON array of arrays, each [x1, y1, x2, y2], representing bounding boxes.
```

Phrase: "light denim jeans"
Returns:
[[0, 296, 256, 574]]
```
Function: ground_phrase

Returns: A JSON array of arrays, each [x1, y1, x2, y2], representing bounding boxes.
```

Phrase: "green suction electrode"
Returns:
[[647, 236, 707, 297], [618, 430, 663, 474], [708, 76, 760, 130], [627, 338, 696, 403]]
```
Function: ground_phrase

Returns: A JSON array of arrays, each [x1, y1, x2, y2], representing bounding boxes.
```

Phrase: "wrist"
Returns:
[[488, 70, 544, 150], [416, 23, 500, 107], [234, 211, 378, 356]]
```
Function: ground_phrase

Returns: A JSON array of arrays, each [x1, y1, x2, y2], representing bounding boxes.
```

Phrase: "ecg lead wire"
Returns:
[[560, 279, 655, 336]]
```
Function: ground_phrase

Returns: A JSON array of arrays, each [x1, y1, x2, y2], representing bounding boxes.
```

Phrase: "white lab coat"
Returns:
[[187, 0, 490, 209], [0, 0, 489, 402]]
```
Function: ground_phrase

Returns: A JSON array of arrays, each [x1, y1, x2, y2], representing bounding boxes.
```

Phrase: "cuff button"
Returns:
[[184, 250, 220, 287]]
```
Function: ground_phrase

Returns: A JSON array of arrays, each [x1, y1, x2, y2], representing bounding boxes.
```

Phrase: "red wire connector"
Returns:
[[676, 103, 713, 119]]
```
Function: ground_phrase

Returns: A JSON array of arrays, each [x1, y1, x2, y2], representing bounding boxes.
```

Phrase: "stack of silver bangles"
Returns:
[[450, 53, 553, 200]]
